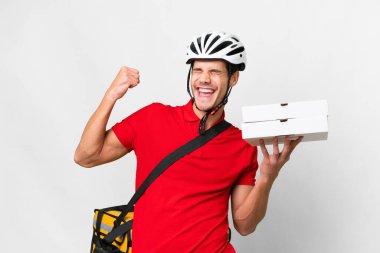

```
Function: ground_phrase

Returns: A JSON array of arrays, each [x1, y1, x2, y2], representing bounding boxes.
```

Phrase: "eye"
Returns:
[[210, 70, 223, 75]]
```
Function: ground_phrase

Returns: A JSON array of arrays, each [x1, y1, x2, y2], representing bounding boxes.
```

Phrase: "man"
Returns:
[[74, 31, 302, 253]]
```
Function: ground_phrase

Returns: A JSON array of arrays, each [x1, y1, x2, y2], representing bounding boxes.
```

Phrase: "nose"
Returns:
[[199, 71, 211, 84]]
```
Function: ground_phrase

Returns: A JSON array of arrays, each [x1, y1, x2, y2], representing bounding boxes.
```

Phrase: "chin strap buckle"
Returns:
[[199, 113, 209, 135]]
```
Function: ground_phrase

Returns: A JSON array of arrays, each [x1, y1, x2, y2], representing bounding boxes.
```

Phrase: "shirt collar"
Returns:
[[182, 99, 225, 123]]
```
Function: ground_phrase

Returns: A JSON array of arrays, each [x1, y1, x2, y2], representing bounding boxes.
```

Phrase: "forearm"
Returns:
[[233, 175, 275, 235], [74, 93, 117, 164], [233, 137, 303, 235]]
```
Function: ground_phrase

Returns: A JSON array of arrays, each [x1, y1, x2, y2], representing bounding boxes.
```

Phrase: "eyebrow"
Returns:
[[192, 67, 223, 72]]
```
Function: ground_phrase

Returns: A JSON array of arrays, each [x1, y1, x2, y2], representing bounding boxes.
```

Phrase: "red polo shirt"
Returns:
[[112, 100, 258, 253]]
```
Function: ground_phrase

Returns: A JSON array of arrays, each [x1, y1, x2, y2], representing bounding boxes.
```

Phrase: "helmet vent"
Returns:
[[209, 41, 233, 55], [206, 35, 221, 53], [226, 46, 245, 56], [204, 33, 211, 48], [232, 37, 239, 42], [197, 37, 202, 53], [190, 43, 198, 54]]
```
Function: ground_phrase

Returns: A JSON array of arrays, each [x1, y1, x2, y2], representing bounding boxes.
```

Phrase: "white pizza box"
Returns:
[[242, 100, 328, 123], [241, 100, 328, 146]]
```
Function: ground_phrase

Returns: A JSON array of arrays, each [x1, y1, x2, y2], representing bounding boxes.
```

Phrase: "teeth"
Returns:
[[199, 88, 213, 93]]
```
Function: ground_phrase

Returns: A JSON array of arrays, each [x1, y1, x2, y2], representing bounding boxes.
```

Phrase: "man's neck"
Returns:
[[192, 103, 225, 130]]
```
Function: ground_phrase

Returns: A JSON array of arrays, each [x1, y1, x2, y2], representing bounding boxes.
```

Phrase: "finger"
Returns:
[[290, 136, 303, 152], [128, 76, 140, 86], [121, 76, 137, 87], [129, 78, 140, 88], [127, 69, 140, 76], [125, 72, 140, 81], [118, 67, 139, 79], [281, 135, 291, 154], [259, 139, 270, 159], [128, 74, 140, 82], [284, 136, 290, 147], [273, 137, 279, 157], [129, 79, 140, 87], [126, 67, 140, 75]]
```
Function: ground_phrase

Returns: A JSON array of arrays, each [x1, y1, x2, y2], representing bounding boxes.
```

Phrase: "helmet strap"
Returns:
[[186, 65, 194, 103]]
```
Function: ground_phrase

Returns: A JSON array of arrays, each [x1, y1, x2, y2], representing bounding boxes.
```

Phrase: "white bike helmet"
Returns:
[[186, 31, 246, 71]]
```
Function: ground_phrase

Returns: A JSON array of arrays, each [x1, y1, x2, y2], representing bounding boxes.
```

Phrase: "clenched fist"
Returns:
[[106, 66, 140, 101]]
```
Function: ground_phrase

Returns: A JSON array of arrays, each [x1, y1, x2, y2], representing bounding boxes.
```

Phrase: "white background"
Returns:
[[1, 0, 379, 252]]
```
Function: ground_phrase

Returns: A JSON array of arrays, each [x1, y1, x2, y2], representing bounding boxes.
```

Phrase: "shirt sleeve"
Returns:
[[111, 103, 163, 152], [234, 146, 258, 186], [112, 118, 135, 152]]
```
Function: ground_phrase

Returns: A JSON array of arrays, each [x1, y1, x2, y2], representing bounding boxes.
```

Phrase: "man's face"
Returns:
[[191, 60, 238, 112]]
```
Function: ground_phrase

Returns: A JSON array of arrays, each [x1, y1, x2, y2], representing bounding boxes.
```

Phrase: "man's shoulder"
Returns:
[[135, 102, 172, 114], [129, 102, 183, 123], [223, 122, 257, 149], [224, 122, 242, 136], [145, 101, 183, 109], [141, 102, 167, 110]]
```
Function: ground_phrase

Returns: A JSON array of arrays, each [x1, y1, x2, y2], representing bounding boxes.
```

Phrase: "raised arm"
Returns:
[[74, 66, 140, 168]]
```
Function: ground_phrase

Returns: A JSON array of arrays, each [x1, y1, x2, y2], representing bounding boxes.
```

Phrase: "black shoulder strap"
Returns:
[[103, 119, 231, 244]]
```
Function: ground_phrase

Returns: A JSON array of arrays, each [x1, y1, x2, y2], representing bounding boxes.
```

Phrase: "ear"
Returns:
[[229, 71, 240, 87]]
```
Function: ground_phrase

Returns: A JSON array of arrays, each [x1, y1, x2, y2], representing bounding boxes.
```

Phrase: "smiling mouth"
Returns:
[[197, 87, 215, 98]]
